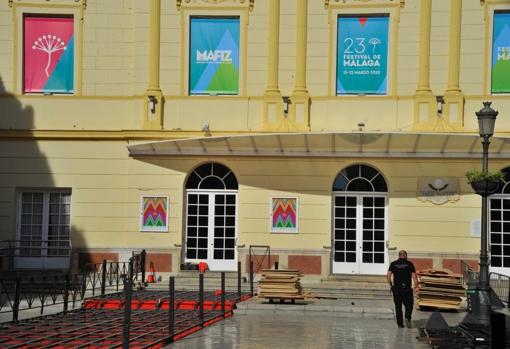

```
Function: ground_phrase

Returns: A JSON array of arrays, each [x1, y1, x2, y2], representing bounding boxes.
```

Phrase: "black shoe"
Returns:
[[397, 324, 404, 328], [405, 318, 412, 328]]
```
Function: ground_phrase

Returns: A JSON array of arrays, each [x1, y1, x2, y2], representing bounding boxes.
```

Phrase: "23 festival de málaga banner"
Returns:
[[492, 12, 510, 93], [190, 17, 240, 95], [337, 15, 389, 95]]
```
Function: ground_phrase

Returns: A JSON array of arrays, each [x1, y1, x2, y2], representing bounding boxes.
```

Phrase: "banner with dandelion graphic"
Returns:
[[336, 15, 389, 95], [492, 11, 510, 93], [270, 197, 298, 233], [140, 196, 169, 232], [24, 16, 74, 93]]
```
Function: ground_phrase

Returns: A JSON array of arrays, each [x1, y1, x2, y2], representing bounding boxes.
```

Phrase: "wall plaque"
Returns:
[[417, 177, 460, 205]]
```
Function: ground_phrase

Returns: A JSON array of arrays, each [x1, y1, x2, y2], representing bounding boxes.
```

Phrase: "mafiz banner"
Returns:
[[492, 12, 510, 93], [190, 17, 240, 95], [337, 15, 389, 95], [24, 16, 74, 93]]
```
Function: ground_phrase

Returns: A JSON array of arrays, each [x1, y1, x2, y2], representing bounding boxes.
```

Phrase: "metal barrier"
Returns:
[[489, 272, 510, 307], [0, 239, 72, 270], [0, 258, 252, 348], [248, 245, 271, 273], [119, 260, 247, 348], [0, 250, 147, 323]]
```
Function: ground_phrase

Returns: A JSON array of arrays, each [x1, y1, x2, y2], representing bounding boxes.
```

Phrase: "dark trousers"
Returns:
[[392, 286, 413, 326]]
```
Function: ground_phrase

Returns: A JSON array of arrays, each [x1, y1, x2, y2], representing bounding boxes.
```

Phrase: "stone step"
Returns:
[[321, 275, 388, 283], [234, 298, 395, 320]]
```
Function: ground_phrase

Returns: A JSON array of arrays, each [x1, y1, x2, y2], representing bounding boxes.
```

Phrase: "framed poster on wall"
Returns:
[[270, 197, 298, 233], [23, 16, 75, 94], [140, 196, 169, 232], [492, 11, 510, 93], [189, 17, 240, 95], [336, 14, 389, 95]]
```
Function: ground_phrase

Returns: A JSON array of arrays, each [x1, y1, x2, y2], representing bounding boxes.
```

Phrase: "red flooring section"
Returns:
[[0, 291, 250, 348]]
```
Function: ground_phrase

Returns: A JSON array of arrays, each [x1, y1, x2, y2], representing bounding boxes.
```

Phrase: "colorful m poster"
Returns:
[[141, 196, 169, 232], [271, 198, 298, 233], [24, 16, 74, 93], [190, 17, 240, 95], [492, 12, 510, 93], [337, 15, 389, 95]]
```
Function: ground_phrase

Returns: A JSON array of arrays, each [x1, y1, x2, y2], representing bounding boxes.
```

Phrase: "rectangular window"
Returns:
[[189, 17, 240, 95], [492, 11, 510, 94], [336, 14, 389, 95], [23, 15, 74, 94], [17, 190, 71, 257]]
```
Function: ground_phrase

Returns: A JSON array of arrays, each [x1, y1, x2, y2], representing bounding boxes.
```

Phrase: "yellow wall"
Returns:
[[0, 0, 509, 133], [0, 138, 501, 257], [1, 0, 510, 268]]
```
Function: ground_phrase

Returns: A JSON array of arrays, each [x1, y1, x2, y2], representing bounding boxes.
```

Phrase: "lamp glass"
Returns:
[[478, 116, 496, 138]]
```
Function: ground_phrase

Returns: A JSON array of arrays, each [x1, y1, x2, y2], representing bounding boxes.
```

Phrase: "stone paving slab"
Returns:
[[165, 313, 430, 349]]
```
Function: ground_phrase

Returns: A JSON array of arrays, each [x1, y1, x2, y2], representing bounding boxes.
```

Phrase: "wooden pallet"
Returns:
[[416, 269, 466, 311]]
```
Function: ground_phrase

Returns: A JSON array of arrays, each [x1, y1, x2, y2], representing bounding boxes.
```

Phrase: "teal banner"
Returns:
[[492, 12, 510, 93], [190, 17, 240, 95], [337, 15, 389, 95]]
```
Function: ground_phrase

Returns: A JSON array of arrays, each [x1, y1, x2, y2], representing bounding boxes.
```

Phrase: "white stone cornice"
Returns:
[[177, 0, 254, 11], [325, 0, 405, 9]]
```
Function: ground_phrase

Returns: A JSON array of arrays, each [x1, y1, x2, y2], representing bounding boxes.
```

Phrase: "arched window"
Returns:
[[331, 164, 388, 275], [332, 164, 387, 192], [184, 162, 238, 271], [494, 166, 510, 194], [185, 163, 238, 190]]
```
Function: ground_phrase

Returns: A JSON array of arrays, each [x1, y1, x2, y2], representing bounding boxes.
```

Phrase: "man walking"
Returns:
[[387, 250, 419, 328]]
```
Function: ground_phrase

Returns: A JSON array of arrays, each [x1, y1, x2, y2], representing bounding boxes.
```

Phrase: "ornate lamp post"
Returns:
[[475, 101, 498, 325]]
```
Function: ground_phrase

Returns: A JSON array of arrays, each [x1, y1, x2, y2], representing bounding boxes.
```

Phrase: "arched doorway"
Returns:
[[489, 167, 510, 276], [184, 163, 238, 271], [332, 164, 388, 274]]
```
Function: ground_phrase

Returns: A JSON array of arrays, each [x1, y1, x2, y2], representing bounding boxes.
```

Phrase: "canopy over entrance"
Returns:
[[127, 132, 510, 159]]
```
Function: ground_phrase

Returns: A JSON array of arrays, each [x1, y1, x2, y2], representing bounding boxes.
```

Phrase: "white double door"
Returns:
[[332, 194, 388, 275], [184, 190, 238, 271], [489, 195, 510, 277]]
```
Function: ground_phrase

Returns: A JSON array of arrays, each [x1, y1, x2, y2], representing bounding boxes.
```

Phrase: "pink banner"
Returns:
[[24, 16, 74, 93]]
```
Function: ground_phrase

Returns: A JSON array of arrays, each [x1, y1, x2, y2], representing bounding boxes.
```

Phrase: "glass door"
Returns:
[[185, 190, 238, 271], [332, 194, 387, 274]]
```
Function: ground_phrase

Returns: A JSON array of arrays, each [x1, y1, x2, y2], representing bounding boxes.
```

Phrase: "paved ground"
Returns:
[[165, 296, 470, 349], [165, 313, 431, 349]]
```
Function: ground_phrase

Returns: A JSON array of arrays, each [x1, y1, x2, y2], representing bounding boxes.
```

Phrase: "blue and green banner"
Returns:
[[337, 15, 389, 95], [190, 17, 240, 95], [492, 12, 510, 93]]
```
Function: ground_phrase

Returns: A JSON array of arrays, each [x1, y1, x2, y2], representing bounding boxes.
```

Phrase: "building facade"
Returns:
[[1, 0, 510, 277]]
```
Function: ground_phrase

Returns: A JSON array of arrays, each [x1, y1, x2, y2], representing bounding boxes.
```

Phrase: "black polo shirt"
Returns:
[[389, 258, 416, 288]]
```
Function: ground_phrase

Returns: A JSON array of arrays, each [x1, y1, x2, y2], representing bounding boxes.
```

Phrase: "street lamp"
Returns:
[[475, 101, 498, 326]]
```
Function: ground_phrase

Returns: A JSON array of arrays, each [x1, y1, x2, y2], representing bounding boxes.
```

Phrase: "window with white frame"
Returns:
[[17, 190, 71, 257]]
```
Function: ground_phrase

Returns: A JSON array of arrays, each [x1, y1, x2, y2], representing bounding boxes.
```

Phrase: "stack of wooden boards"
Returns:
[[417, 269, 466, 310], [258, 269, 304, 301]]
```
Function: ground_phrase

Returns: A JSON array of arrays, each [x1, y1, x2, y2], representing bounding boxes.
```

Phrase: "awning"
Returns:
[[127, 132, 510, 159]]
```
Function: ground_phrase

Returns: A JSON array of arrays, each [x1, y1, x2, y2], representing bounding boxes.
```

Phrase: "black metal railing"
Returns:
[[120, 261, 251, 348], [248, 245, 272, 272], [0, 239, 72, 270], [0, 250, 147, 323], [0, 258, 252, 348], [489, 272, 510, 307]]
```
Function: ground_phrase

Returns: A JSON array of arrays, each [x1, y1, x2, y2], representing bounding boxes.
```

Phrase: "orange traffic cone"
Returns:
[[147, 262, 156, 283]]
